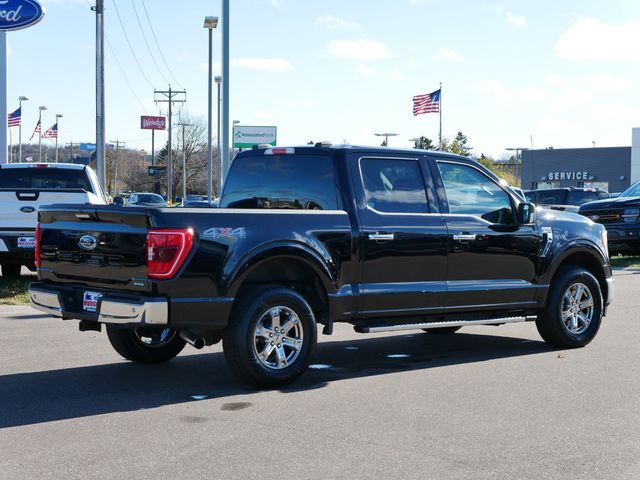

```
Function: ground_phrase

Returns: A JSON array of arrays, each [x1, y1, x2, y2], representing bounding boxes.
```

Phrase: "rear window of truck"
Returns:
[[0, 168, 92, 192], [221, 154, 338, 210]]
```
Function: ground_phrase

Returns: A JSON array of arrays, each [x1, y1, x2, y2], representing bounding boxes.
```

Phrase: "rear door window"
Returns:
[[360, 158, 429, 214], [0, 168, 92, 192], [221, 154, 338, 210]]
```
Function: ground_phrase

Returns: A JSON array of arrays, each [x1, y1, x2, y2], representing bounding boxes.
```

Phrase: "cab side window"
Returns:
[[360, 158, 429, 214], [438, 162, 513, 224]]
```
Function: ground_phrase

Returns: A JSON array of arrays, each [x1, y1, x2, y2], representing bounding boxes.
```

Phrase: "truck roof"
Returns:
[[0, 162, 86, 170], [236, 144, 473, 162]]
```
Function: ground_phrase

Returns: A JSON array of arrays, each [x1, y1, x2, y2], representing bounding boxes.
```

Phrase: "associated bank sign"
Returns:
[[0, 0, 45, 31], [234, 125, 277, 148]]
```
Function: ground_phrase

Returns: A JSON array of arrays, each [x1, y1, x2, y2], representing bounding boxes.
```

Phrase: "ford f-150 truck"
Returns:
[[29, 145, 614, 386]]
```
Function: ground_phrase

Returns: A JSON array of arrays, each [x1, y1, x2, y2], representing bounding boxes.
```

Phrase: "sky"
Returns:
[[6, 0, 640, 158]]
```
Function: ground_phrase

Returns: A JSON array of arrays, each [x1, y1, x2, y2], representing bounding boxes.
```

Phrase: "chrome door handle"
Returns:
[[453, 233, 477, 241], [368, 233, 395, 241]]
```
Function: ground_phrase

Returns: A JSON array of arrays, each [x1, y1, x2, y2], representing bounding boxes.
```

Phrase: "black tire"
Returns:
[[422, 326, 461, 334], [223, 286, 317, 387], [536, 267, 603, 348], [106, 325, 186, 363], [1, 263, 21, 277]]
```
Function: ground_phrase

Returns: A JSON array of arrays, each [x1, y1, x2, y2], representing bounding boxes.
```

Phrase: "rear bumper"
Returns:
[[29, 283, 168, 326], [0, 232, 36, 264]]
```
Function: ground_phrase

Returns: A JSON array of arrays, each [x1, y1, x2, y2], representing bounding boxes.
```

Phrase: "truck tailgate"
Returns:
[[38, 205, 149, 290], [0, 190, 92, 231]]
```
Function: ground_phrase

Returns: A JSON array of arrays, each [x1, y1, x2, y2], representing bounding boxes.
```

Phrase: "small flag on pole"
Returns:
[[8, 107, 21, 127], [412, 89, 441, 115], [30, 120, 41, 141], [43, 123, 58, 139]]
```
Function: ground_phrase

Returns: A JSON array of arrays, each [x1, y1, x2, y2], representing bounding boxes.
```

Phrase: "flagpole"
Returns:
[[38, 109, 42, 162], [8, 125, 11, 163], [438, 81, 442, 151]]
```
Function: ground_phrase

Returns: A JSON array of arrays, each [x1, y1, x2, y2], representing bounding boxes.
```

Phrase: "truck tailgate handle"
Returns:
[[368, 233, 395, 241], [453, 233, 477, 242], [16, 191, 39, 201]]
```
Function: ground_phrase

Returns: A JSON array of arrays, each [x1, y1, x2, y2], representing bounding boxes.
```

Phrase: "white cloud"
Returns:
[[431, 48, 465, 63], [584, 74, 630, 92], [316, 15, 363, 32], [505, 12, 528, 29], [354, 64, 404, 81], [327, 39, 391, 60], [544, 74, 570, 87], [555, 17, 640, 61], [231, 57, 292, 72], [269, 0, 284, 8]]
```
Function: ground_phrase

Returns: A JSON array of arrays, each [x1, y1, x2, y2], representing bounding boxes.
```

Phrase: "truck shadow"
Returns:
[[0, 331, 551, 428]]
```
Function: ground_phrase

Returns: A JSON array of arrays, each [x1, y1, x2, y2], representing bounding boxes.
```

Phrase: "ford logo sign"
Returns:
[[78, 235, 98, 251], [0, 0, 45, 31], [20, 206, 35, 213]]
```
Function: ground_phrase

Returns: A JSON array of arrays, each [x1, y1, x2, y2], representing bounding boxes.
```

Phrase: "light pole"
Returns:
[[215, 75, 222, 196], [55, 114, 63, 162], [505, 147, 529, 187], [374, 132, 399, 147], [203, 16, 218, 203], [221, 0, 230, 189], [18, 96, 28, 163], [38, 106, 47, 162]]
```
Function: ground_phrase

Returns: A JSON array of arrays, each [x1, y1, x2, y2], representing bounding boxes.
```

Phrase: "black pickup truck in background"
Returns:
[[29, 145, 614, 386], [579, 180, 640, 255]]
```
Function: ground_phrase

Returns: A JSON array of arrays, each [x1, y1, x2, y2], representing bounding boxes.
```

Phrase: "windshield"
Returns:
[[620, 181, 640, 198], [137, 194, 165, 203]]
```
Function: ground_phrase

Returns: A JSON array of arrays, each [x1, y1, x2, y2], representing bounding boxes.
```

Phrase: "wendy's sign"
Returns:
[[0, 0, 45, 31], [141, 115, 166, 130]]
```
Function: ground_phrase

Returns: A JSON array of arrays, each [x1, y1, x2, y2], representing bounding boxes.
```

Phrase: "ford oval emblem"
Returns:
[[590, 215, 600, 221], [78, 235, 98, 251], [20, 206, 35, 213], [0, 0, 45, 31]]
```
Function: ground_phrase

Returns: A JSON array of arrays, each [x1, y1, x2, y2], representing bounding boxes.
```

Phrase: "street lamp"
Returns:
[[374, 132, 399, 147], [55, 114, 63, 162], [215, 75, 222, 197], [18, 96, 28, 163], [38, 106, 47, 162], [204, 15, 219, 203], [505, 146, 529, 187]]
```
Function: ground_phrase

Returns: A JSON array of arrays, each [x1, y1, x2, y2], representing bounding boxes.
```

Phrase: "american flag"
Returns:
[[8, 107, 21, 127], [412, 89, 441, 116], [30, 120, 41, 141], [43, 123, 58, 139]]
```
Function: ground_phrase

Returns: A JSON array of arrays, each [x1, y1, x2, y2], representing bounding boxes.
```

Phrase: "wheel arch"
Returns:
[[226, 245, 337, 328], [547, 244, 609, 303]]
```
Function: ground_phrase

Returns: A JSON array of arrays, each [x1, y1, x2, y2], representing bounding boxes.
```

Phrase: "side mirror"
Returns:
[[113, 196, 125, 206], [518, 202, 535, 224]]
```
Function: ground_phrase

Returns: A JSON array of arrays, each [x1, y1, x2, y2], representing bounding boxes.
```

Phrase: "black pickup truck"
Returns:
[[29, 145, 614, 386]]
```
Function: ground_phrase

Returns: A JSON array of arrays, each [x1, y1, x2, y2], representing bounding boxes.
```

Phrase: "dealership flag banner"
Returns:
[[413, 83, 443, 150]]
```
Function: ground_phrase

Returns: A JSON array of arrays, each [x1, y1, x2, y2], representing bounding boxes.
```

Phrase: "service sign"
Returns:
[[233, 126, 277, 148], [141, 115, 166, 130], [0, 0, 45, 31]]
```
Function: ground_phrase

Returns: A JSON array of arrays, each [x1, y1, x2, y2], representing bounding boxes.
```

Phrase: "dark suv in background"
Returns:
[[525, 187, 610, 212], [579, 180, 640, 254]]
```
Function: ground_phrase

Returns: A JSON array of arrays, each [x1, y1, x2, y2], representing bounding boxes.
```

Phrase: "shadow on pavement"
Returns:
[[0, 331, 551, 428]]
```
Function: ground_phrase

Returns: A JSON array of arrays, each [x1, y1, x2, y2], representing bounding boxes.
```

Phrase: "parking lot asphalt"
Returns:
[[1, 270, 639, 480]]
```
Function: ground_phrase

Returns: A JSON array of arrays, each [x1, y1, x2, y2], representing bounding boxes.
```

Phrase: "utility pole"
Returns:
[[176, 122, 193, 203], [110, 140, 125, 196], [93, 0, 106, 191], [154, 87, 186, 203]]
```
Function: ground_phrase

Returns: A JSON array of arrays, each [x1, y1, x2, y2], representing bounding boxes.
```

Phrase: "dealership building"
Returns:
[[521, 128, 640, 193]]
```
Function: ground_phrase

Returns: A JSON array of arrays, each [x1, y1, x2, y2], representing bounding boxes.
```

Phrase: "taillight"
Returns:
[[147, 228, 194, 279], [35, 223, 41, 267]]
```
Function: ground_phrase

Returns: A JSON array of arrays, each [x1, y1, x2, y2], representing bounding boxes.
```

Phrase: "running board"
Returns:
[[355, 316, 537, 334]]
